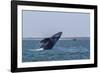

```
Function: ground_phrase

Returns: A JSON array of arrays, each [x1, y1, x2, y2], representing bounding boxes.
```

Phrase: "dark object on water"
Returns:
[[73, 38, 77, 41], [40, 32, 62, 50]]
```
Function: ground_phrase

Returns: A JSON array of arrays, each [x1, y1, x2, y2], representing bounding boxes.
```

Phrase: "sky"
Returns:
[[22, 10, 90, 38]]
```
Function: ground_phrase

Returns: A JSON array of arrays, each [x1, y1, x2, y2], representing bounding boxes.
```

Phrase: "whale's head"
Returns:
[[52, 32, 62, 38], [51, 32, 62, 42]]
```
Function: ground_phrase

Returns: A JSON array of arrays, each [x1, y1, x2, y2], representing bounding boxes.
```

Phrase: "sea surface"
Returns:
[[22, 37, 90, 62]]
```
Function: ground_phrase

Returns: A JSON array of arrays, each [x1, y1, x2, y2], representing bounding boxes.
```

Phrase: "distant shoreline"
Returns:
[[23, 37, 90, 40]]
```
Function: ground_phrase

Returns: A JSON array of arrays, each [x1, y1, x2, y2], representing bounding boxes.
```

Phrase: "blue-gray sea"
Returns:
[[22, 37, 90, 62]]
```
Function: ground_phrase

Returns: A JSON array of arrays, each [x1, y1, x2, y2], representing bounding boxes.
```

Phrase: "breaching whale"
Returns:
[[40, 32, 62, 50]]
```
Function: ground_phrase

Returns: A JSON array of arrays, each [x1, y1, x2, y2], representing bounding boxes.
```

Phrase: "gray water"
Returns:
[[22, 38, 90, 62]]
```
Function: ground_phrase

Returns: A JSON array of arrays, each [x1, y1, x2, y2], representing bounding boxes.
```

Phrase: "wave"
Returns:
[[54, 46, 89, 52], [27, 46, 89, 53]]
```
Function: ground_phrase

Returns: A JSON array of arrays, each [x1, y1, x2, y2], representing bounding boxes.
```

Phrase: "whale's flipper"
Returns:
[[40, 32, 62, 50], [40, 38, 50, 43]]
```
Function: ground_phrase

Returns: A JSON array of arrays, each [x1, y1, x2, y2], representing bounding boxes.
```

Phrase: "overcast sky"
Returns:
[[22, 10, 90, 38]]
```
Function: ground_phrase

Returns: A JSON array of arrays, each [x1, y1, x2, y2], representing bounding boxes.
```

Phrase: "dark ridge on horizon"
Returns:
[[23, 37, 90, 40]]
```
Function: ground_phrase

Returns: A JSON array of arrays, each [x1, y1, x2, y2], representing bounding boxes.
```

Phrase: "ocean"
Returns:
[[22, 37, 90, 62]]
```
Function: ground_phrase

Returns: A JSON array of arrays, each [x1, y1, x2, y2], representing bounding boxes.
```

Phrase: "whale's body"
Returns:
[[40, 32, 62, 50]]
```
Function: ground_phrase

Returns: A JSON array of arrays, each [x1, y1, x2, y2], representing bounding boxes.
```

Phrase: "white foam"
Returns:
[[28, 48, 44, 51]]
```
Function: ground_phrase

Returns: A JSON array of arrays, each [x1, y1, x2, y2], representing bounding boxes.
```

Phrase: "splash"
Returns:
[[28, 48, 44, 51]]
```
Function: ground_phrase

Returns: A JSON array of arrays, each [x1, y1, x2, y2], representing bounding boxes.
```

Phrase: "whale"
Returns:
[[40, 32, 62, 50]]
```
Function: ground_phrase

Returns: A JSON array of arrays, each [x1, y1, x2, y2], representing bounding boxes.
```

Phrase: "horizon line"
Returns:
[[23, 36, 90, 38]]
